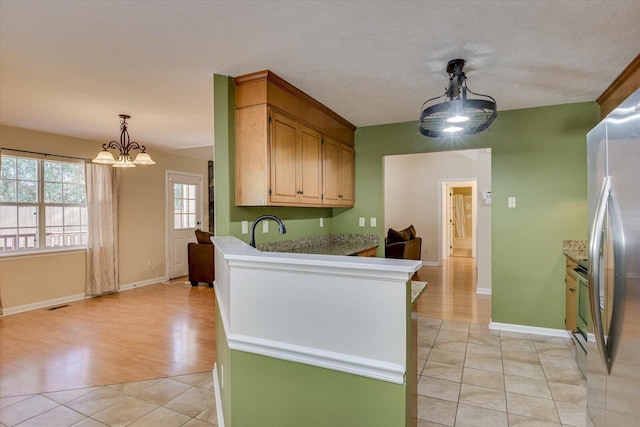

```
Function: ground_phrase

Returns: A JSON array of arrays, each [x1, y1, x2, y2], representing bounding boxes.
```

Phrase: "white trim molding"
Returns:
[[119, 276, 169, 291], [228, 333, 405, 384], [213, 364, 225, 427], [422, 261, 441, 267], [2, 277, 168, 316], [489, 321, 572, 338], [2, 293, 86, 316], [476, 287, 492, 295]]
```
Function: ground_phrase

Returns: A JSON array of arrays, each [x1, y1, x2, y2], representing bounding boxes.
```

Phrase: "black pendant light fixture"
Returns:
[[419, 59, 497, 138]]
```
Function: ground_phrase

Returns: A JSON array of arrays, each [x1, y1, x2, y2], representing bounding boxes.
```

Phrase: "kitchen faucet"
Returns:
[[249, 215, 287, 248]]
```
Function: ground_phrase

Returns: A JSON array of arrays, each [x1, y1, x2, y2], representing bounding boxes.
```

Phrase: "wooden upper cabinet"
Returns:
[[234, 70, 356, 207], [339, 143, 355, 205], [597, 54, 640, 118], [323, 135, 354, 206], [269, 111, 299, 204], [299, 124, 323, 205]]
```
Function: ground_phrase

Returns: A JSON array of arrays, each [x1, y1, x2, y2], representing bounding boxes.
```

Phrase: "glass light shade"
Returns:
[[92, 150, 116, 164], [443, 125, 463, 133], [132, 152, 156, 165], [113, 155, 136, 168], [446, 114, 470, 123]]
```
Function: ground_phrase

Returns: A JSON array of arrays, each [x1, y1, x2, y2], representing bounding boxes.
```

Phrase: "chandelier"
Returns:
[[419, 59, 497, 137], [92, 114, 155, 167]]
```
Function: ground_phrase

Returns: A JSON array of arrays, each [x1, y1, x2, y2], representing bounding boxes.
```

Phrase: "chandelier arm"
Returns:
[[103, 140, 125, 152]]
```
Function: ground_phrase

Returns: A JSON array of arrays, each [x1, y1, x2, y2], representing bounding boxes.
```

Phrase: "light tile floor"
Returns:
[[0, 372, 218, 427], [416, 317, 586, 427], [0, 318, 586, 427]]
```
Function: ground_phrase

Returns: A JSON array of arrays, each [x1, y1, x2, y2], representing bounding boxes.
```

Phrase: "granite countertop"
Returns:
[[562, 240, 588, 262], [257, 234, 380, 256], [411, 281, 428, 305]]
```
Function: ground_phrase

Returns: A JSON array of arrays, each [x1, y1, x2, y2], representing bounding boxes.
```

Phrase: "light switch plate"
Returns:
[[370, 217, 377, 227], [508, 196, 517, 208], [320, 218, 324, 227], [263, 221, 269, 233], [359, 217, 365, 227], [241, 221, 248, 234]]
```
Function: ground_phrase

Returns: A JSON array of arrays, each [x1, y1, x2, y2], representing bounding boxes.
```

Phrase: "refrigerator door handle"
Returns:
[[588, 176, 610, 372], [605, 183, 626, 374], [588, 176, 627, 374]]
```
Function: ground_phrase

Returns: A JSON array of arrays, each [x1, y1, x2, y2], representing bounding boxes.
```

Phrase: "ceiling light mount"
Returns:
[[92, 114, 155, 167], [419, 59, 497, 138]]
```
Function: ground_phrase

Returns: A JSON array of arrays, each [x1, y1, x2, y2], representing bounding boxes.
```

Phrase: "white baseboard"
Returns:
[[119, 276, 169, 291], [2, 293, 87, 316], [212, 364, 225, 427], [422, 261, 441, 267], [2, 276, 169, 317], [476, 288, 492, 295], [489, 321, 571, 338]]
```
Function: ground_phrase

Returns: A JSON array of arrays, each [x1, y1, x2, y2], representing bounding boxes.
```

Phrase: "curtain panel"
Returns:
[[85, 163, 120, 296]]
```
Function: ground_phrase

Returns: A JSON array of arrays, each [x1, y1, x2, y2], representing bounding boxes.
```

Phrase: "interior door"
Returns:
[[167, 172, 203, 279]]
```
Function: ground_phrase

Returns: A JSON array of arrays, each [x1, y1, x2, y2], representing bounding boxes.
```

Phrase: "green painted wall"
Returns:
[[216, 309, 231, 426], [333, 102, 599, 329], [230, 350, 406, 427], [213, 75, 335, 243]]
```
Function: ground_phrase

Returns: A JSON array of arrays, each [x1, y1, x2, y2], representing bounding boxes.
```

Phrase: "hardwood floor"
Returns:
[[0, 258, 488, 398], [0, 282, 216, 397], [413, 256, 491, 325]]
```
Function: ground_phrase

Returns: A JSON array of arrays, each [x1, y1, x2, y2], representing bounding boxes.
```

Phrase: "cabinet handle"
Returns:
[[338, 194, 343, 198], [569, 288, 576, 292]]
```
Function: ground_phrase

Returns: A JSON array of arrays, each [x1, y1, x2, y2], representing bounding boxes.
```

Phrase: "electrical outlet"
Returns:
[[359, 217, 365, 227], [320, 218, 324, 227], [242, 220, 248, 234], [263, 220, 269, 233], [370, 217, 376, 227], [508, 196, 517, 208]]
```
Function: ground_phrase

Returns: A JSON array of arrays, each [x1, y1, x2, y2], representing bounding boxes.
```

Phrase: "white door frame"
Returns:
[[438, 178, 477, 261], [165, 170, 204, 278]]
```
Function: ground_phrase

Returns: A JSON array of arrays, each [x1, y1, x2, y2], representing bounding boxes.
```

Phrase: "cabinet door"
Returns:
[[322, 136, 341, 205], [338, 144, 355, 206], [565, 272, 577, 331], [270, 111, 299, 204], [299, 124, 323, 205]]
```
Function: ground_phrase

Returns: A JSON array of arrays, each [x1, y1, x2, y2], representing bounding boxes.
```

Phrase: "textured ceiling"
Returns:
[[1, 0, 639, 158]]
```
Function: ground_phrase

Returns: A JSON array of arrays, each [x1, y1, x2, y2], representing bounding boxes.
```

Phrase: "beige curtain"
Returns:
[[453, 193, 466, 238], [85, 163, 120, 296]]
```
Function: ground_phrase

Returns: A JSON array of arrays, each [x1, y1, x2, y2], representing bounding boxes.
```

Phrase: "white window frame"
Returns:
[[0, 153, 87, 256]]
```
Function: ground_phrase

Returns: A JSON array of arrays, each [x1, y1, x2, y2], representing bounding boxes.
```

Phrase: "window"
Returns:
[[173, 183, 197, 229], [0, 154, 87, 252]]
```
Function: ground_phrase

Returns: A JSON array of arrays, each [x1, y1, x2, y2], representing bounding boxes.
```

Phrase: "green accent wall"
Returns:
[[333, 102, 599, 329], [230, 351, 406, 427]]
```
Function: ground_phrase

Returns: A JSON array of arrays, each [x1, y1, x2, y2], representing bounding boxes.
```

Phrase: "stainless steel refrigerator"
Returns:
[[586, 88, 640, 426]]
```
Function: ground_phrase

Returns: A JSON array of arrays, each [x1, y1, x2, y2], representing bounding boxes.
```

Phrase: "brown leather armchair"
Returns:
[[385, 225, 422, 260], [188, 230, 215, 287]]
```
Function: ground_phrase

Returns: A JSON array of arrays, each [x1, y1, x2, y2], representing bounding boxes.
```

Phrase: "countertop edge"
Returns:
[[213, 236, 421, 274]]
